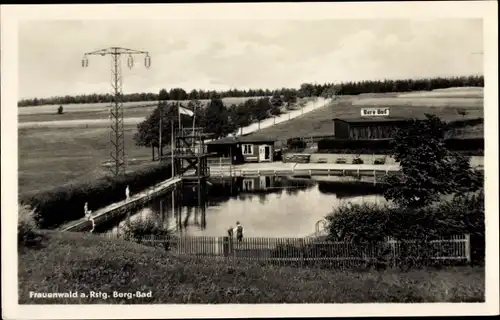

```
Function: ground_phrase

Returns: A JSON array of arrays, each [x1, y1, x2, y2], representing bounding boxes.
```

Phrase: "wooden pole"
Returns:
[[465, 234, 471, 264], [178, 104, 181, 133], [159, 105, 163, 160], [229, 145, 233, 174], [171, 119, 175, 177]]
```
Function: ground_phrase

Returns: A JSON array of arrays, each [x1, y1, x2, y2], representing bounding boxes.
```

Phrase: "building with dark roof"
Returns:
[[332, 117, 411, 140], [206, 135, 278, 164]]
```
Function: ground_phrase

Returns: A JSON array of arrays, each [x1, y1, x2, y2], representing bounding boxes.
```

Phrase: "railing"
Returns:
[[207, 157, 232, 167], [173, 146, 208, 156], [207, 166, 398, 179], [101, 233, 471, 267]]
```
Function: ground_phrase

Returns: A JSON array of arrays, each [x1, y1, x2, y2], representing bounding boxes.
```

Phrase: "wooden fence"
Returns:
[[101, 233, 471, 268]]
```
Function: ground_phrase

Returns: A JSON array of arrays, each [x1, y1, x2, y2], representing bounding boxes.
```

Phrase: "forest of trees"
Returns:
[[133, 93, 289, 158], [18, 75, 484, 107]]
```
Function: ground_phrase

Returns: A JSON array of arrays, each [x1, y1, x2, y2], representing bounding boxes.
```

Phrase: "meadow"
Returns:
[[18, 230, 485, 303], [18, 124, 152, 195]]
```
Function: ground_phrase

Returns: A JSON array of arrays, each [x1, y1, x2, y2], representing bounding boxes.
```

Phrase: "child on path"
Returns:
[[125, 185, 130, 200]]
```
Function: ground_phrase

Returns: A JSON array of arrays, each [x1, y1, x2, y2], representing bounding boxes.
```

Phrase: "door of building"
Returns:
[[259, 145, 266, 162], [264, 145, 271, 161]]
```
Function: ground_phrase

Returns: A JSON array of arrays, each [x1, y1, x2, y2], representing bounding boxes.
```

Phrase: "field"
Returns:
[[18, 97, 264, 124], [18, 125, 152, 195], [247, 89, 484, 141], [18, 231, 485, 303]]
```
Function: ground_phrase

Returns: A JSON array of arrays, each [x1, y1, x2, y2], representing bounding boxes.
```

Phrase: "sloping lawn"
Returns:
[[18, 231, 485, 304]]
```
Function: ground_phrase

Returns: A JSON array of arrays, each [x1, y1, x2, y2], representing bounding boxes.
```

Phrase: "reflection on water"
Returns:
[[105, 176, 387, 238]]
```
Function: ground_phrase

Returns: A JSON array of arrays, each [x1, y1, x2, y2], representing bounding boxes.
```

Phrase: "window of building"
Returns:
[[242, 144, 253, 155]]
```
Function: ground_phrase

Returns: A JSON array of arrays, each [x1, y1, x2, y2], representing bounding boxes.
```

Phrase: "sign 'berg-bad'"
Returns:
[[360, 108, 390, 117]]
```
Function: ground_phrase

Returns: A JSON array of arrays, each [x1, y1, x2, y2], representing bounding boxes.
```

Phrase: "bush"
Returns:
[[18, 204, 39, 246], [352, 157, 364, 164], [121, 216, 176, 251], [374, 157, 386, 165], [325, 191, 485, 265], [287, 138, 307, 150], [20, 162, 173, 229]]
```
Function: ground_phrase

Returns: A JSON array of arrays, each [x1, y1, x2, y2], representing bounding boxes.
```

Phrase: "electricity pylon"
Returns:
[[82, 47, 151, 177]]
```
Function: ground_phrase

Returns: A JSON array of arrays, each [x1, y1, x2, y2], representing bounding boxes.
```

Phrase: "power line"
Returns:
[[82, 47, 151, 177]]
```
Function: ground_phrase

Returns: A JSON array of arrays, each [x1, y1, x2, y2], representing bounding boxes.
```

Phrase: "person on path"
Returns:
[[234, 221, 243, 243], [125, 185, 130, 200], [84, 202, 95, 233], [84, 202, 92, 220]]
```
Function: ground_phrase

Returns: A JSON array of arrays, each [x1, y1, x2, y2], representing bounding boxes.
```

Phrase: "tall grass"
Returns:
[[19, 162, 173, 229]]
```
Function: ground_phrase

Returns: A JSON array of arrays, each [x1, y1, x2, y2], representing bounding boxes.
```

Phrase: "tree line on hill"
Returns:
[[18, 75, 483, 107], [134, 94, 285, 159]]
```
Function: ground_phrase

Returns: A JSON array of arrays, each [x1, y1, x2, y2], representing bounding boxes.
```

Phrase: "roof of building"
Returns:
[[206, 134, 278, 145], [206, 136, 239, 145]]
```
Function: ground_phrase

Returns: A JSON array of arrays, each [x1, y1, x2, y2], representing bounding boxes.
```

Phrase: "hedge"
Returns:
[[286, 138, 307, 150], [317, 139, 393, 152], [20, 162, 173, 229], [447, 118, 483, 129], [317, 138, 484, 154]]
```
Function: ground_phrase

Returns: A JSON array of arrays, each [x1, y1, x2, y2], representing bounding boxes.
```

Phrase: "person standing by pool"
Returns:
[[235, 221, 243, 243], [125, 185, 130, 200]]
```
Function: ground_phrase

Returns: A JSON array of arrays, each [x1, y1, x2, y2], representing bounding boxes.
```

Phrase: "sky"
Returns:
[[18, 19, 483, 100]]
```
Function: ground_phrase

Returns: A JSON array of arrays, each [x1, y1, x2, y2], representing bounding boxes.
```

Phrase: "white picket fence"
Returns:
[[100, 233, 471, 267]]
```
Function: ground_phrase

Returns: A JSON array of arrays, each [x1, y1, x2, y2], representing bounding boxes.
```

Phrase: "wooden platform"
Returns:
[[60, 177, 182, 232]]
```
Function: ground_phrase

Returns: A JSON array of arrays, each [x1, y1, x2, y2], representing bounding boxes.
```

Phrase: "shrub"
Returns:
[[352, 157, 364, 164], [287, 138, 307, 150], [325, 191, 485, 265], [20, 162, 173, 229], [121, 215, 176, 251], [18, 204, 38, 246], [374, 157, 386, 165]]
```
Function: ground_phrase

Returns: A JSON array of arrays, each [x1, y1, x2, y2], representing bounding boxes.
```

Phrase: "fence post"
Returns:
[[465, 233, 471, 264], [223, 236, 230, 257], [299, 238, 305, 268], [385, 236, 396, 267]]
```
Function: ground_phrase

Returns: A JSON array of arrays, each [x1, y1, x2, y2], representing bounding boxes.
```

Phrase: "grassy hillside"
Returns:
[[248, 95, 484, 141], [19, 231, 485, 304]]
